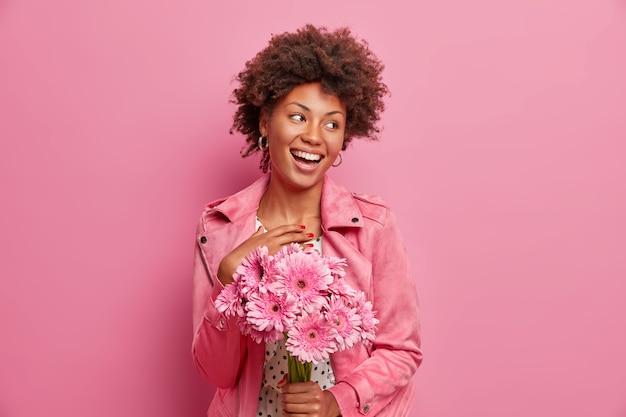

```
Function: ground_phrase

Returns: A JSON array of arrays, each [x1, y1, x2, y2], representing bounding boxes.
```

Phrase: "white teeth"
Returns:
[[292, 150, 321, 162]]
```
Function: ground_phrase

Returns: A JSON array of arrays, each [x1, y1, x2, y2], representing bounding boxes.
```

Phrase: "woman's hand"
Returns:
[[217, 224, 311, 285], [280, 382, 341, 417]]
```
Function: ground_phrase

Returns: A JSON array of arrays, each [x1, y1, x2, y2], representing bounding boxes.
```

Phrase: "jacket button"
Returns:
[[363, 404, 370, 413], [218, 318, 225, 329], [200, 236, 207, 244], [351, 217, 359, 223]]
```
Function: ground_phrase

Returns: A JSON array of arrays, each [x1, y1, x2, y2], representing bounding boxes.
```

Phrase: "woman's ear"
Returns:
[[259, 108, 269, 137]]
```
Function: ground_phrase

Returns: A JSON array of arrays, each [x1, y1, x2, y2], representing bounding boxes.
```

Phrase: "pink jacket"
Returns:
[[192, 174, 422, 417]]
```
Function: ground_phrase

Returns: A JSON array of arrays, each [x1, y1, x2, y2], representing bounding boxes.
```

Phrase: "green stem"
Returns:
[[287, 353, 312, 383], [283, 333, 312, 383]]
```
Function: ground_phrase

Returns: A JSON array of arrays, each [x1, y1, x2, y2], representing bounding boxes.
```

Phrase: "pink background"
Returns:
[[1, 0, 625, 416]]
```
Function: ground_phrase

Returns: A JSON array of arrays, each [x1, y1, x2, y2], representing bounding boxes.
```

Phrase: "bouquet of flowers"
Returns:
[[215, 243, 378, 382]]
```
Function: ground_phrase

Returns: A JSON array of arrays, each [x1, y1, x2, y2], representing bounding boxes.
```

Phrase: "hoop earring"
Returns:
[[258, 136, 269, 151], [332, 153, 343, 167]]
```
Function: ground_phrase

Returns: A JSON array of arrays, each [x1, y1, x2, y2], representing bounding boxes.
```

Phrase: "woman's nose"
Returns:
[[301, 124, 323, 145]]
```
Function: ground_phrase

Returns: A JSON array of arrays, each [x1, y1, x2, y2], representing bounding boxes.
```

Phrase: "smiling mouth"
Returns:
[[291, 150, 323, 164]]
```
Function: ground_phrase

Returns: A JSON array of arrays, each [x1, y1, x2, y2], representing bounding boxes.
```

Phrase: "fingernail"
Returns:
[[300, 225, 306, 229], [305, 243, 314, 247], [306, 233, 314, 238]]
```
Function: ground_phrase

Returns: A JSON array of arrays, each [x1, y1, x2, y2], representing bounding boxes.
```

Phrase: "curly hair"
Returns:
[[230, 24, 389, 172]]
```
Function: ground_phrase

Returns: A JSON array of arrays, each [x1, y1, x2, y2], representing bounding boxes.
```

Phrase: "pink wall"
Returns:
[[1, 1, 625, 416]]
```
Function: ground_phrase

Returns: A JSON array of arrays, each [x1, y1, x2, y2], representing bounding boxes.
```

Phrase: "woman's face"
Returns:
[[260, 82, 346, 193]]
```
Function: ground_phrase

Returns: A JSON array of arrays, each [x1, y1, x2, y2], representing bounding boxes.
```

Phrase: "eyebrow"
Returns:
[[285, 101, 345, 118]]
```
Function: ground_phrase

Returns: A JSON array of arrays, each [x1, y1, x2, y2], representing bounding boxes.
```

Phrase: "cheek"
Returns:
[[330, 135, 345, 154], [269, 122, 298, 143]]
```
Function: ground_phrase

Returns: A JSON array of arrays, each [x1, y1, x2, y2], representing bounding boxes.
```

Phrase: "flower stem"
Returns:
[[287, 353, 312, 383]]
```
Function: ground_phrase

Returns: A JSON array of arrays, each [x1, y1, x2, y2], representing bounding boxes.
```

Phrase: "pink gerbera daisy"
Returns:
[[215, 280, 244, 318], [271, 242, 302, 264], [286, 311, 338, 363], [327, 276, 357, 299], [246, 291, 297, 338], [354, 292, 379, 346], [324, 297, 361, 350], [272, 250, 332, 312], [236, 246, 272, 296], [324, 256, 348, 278], [247, 323, 284, 344]]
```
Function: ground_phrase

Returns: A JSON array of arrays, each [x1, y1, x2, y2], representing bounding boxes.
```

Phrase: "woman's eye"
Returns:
[[290, 114, 305, 122], [325, 121, 339, 129]]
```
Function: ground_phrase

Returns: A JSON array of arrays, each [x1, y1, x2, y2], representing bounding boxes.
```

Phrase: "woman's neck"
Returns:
[[257, 175, 323, 230]]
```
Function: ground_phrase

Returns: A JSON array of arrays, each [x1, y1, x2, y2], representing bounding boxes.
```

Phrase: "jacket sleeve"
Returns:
[[329, 209, 423, 416], [191, 216, 247, 388]]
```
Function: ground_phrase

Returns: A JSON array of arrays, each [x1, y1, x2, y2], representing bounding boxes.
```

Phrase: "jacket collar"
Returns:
[[213, 174, 363, 230], [210, 175, 268, 222], [321, 175, 364, 230]]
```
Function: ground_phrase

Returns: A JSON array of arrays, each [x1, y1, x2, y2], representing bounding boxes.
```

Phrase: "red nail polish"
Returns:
[[306, 233, 314, 238], [300, 225, 306, 229], [305, 243, 314, 247]]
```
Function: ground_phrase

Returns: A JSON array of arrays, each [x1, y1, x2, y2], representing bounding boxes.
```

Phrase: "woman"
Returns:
[[192, 25, 422, 417]]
